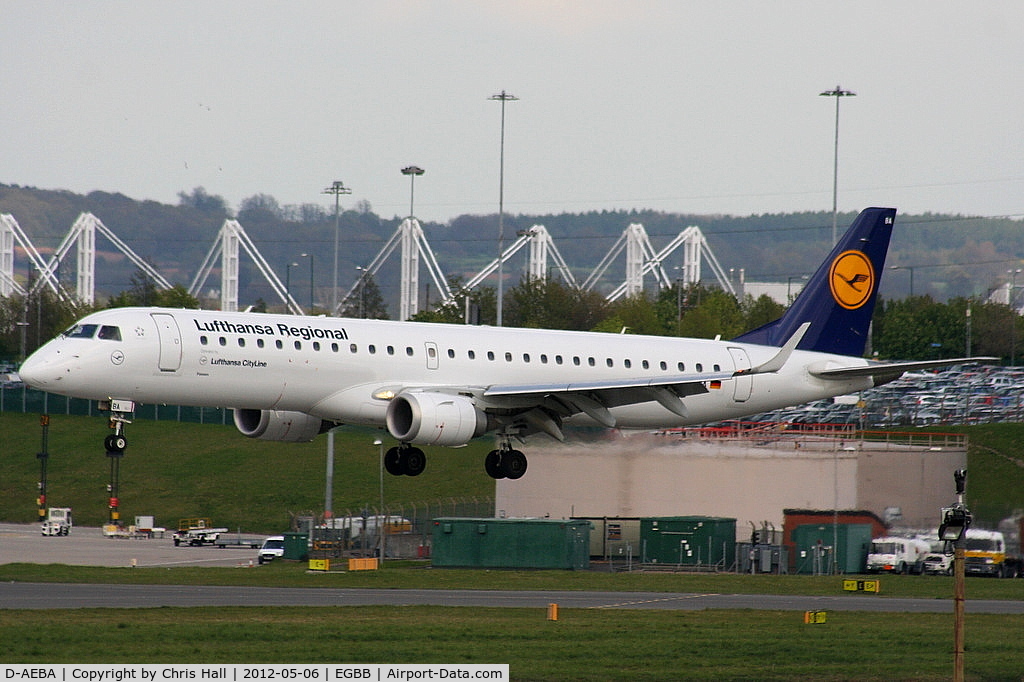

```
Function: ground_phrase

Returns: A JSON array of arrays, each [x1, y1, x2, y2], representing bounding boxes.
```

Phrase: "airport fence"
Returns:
[[0, 385, 231, 424]]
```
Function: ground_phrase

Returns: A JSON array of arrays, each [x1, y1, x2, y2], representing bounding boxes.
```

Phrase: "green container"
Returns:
[[640, 516, 736, 568], [282, 532, 309, 561], [791, 523, 872, 574], [431, 518, 591, 570]]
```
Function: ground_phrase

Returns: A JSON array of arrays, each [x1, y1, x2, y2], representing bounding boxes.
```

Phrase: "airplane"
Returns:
[[18, 207, 990, 480]]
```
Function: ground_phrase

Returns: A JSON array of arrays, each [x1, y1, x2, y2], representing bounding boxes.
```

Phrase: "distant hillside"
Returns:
[[2, 183, 1021, 312]]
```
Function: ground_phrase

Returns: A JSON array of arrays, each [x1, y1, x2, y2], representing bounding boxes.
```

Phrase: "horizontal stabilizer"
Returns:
[[810, 357, 998, 382]]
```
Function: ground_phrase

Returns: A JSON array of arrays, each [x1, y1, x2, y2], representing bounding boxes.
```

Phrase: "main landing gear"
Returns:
[[384, 444, 427, 477], [484, 443, 527, 480]]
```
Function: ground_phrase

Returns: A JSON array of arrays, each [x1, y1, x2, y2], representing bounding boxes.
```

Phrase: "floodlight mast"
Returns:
[[820, 86, 855, 247], [489, 90, 518, 327], [322, 181, 352, 316]]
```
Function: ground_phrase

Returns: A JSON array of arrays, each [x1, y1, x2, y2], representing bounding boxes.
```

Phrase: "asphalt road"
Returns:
[[3, 522, 1023, 614]]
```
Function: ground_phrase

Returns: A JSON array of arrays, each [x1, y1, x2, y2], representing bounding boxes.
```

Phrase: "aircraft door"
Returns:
[[425, 342, 439, 370], [728, 346, 752, 402], [151, 313, 182, 372]]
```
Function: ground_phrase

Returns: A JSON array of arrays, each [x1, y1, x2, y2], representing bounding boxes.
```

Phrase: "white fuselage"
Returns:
[[20, 307, 873, 430]]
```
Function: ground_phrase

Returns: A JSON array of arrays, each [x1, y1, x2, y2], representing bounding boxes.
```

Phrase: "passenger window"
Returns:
[[642, 360, 650, 370], [468, 350, 476, 360], [588, 357, 595, 367], [447, 349, 455, 359], [331, 343, 339, 352], [573, 357, 581, 366], [387, 346, 395, 355], [659, 361, 667, 370], [696, 363, 703, 372], [275, 340, 283, 349], [219, 337, 227, 347], [368, 345, 376, 354], [555, 355, 563, 365], [713, 364, 721, 372], [257, 339, 265, 349], [200, 336, 208, 346], [350, 343, 358, 353], [606, 358, 613, 368], [540, 354, 548, 364], [407, 347, 414, 357], [98, 326, 122, 341], [313, 342, 321, 351], [624, 359, 631, 369], [523, 353, 530, 363], [487, 351, 495, 361], [294, 341, 302, 350], [237, 338, 245, 348], [505, 352, 512, 362], [677, 362, 685, 372]]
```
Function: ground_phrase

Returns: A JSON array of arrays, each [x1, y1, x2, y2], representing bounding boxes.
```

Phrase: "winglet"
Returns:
[[740, 322, 809, 375]]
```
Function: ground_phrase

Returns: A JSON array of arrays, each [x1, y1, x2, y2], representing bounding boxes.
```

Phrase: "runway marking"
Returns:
[[591, 593, 720, 609]]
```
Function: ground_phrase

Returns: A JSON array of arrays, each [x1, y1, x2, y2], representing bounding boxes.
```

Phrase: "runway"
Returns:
[[2, 523, 1023, 614]]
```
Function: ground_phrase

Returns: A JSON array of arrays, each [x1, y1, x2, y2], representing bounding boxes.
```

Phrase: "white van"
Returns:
[[257, 535, 285, 564]]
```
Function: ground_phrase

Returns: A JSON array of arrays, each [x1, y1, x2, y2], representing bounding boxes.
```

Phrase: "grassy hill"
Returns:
[[0, 412, 495, 532], [2, 411, 1022, 533]]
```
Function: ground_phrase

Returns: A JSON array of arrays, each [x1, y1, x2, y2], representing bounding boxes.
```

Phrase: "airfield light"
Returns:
[[322, 180, 352, 316], [489, 90, 518, 327], [820, 86, 855, 247], [401, 165, 425, 219]]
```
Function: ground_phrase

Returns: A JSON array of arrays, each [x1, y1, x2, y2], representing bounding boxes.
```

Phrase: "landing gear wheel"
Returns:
[[500, 449, 528, 480], [104, 434, 127, 453], [400, 447, 426, 476], [485, 450, 505, 479], [384, 447, 404, 476]]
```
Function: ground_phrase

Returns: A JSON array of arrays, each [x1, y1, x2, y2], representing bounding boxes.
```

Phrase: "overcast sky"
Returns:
[[2, 2, 1022, 224]]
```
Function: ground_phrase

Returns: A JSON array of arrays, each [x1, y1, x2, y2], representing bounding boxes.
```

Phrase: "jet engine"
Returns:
[[233, 409, 328, 442], [385, 391, 488, 447]]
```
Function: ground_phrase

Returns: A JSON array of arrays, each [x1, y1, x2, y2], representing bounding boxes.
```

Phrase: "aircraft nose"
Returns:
[[19, 348, 57, 388]]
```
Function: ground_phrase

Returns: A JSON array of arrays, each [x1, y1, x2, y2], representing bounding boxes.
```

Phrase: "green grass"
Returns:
[[4, 413, 1024, 532], [0, 412, 494, 531], [0, 606, 1021, 680]]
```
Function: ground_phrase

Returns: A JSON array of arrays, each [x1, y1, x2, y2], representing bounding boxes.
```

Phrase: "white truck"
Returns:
[[40, 508, 72, 536], [866, 536, 930, 574]]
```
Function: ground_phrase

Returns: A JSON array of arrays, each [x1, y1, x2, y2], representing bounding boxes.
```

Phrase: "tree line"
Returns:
[[3, 269, 1019, 366]]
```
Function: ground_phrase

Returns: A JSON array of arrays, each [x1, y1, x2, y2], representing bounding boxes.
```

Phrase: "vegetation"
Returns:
[[1, 605, 1021, 680], [4, 183, 1024, 364]]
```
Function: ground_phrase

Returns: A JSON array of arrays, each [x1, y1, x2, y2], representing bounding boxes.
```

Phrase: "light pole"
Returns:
[[489, 90, 518, 327], [890, 265, 915, 297], [322, 180, 352, 316], [938, 469, 971, 682], [374, 438, 384, 563], [285, 262, 298, 314], [300, 253, 314, 312], [401, 165, 424, 219], [356, 266, 369, 318], [1009, 269, 1021, 366], [820, 85, 855, 247]]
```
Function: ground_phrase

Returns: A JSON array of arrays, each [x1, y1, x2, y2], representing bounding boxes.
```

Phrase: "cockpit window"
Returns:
[[98, 325, 122, 341], [64, 324, 98, 339]]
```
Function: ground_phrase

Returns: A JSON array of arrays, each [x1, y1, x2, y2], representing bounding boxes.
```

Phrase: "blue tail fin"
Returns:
[[732, 207, 896, 357]]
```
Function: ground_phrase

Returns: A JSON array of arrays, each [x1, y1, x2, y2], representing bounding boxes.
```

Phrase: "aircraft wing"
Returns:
[[810, 357, 998, 382]]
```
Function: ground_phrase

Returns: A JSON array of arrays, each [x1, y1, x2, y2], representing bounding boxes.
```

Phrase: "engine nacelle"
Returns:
[[385, 391, 488, 447], [233, 409, 326, 442]]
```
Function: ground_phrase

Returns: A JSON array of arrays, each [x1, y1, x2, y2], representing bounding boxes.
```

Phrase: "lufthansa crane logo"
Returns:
[[829, 250, 875, 310]]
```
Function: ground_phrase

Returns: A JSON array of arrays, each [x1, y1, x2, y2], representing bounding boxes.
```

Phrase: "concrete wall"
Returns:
[[496, 433, 966, 535]]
